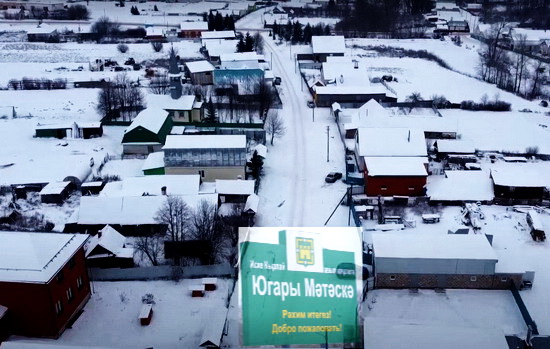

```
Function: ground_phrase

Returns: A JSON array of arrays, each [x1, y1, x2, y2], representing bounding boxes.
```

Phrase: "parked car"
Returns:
[[325, 172, 342, 183], [307, 100, 315, 108], [273, 77, 281, 85]]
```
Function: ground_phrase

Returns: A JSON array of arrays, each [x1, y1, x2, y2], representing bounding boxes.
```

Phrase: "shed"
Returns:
[[77, 122, 103, 139], [84, 225, 134, 268], [80, 181, 105, 196], [202, 277, 218, 291], [189, 285, 205, 297], [215, 179, 255, 203], [428, 170, 494, 204], [35, 123, 74, 139], [201, 30, 235, 41], [39, 181, 72, 204], [491, 164, 549, 201], [373, 233, 503, 289], [122, 108, 173, 156], [142, 152, 165, 175], [311, 36, 345, 62], [435, 140, 475, 156], [139, 304, 153, 326], [185, 60, 215, 85], [527, 210, 546, 242]]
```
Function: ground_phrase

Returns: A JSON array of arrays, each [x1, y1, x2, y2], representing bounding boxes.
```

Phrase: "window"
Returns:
[[55, 300, 63, 315], [68, 257, 76, 269], [56, 270, 64, 283], [501, 277, 508, 282], [381, 186, 388, 191], [389, 275, 396, 281], [408, 187, 415, 191], [470, 276, 477, 282], [67, 287, 74, 303], [77, 276, 83, 290]]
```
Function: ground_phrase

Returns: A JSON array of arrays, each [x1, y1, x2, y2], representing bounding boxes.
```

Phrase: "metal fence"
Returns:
[[89, 263, 234, 281]]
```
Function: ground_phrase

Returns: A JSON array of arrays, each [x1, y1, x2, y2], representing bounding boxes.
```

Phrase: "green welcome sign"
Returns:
[[239, 227, 363, 347]]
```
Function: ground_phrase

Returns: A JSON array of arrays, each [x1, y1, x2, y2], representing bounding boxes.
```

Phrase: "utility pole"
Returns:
[[312, 104, 315, 122], [326, 126, 330, 162], [325, 329, 328, 349]]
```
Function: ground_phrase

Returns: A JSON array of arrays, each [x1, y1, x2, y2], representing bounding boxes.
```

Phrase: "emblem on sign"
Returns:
[[296, 237, 314, 266]]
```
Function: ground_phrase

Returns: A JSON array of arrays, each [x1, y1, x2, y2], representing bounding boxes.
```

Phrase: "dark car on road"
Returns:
[[325, 172, 342, 183]]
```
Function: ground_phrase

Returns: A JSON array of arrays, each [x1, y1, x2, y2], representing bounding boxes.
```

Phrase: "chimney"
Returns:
[[408, 130, 411, 142], [161, 186, 167, 195], [98, 231, 102, 239]]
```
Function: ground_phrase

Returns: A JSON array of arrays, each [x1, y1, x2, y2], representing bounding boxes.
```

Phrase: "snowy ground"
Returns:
[[9, 279, 233, 349]]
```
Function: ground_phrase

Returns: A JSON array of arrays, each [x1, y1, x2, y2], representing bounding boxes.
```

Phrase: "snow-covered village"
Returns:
[[0, 0, 549, 348]]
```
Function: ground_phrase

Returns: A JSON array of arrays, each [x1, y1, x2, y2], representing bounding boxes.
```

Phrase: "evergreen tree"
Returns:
[[205, 97, 217, 123], [284, 20, 292, 41], [236, 37, 245, 52], [292, 21, 302, 43], [154, 5, 158, 11], [272, 21, 279, 37], [224, 14, 232, 30], [214, 12, 224, 31], [324, 24, 331, 35], [227, 16, 235, 30], [244, 32, 254, 52], [248, 150, 264, 179], [208, 11, 215, 31], [303, 23, 313, 43]]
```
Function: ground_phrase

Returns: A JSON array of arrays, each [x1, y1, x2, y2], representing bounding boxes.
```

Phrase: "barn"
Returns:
[[39, 181, 72, 205], [121, 108, 173, 156]]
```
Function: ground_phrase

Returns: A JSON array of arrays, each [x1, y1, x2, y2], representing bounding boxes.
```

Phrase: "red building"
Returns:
[[0, 232, 90, 339], [355, 128, 428, 197], [364, 157, 428, 196], [179, 21, 208, 38]]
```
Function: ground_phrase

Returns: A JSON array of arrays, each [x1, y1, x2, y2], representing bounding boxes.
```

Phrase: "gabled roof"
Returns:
[[85, 225, 128, 258], [186, 60, 215, 73], [365, 157, 428, 176], [124, 108, 169, 135], [491, 163, 550, 188], [180, 21, 209, 31], [244, 193, 259, 213], [428, 170, 494, 202], [40, 181, 71, 195], [148, 94, 197, 111], [356, 128, 427, 157], [215, 180, 255, 195], [142, 152, 165, 171], [100, 175, 200, 197], [201, 30, 235, 40], [436, 140, 476, 154], [0, 232, 89, 283], [311, 35, 345, 54]]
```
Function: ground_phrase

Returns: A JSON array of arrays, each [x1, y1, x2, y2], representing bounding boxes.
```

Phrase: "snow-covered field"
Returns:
[[10, 279, 233, 349]]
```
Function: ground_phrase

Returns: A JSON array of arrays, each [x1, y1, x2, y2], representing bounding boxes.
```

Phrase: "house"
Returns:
[[311, 36, 346, 62], [40, 181, 72, 205], [434, 140, 476, 158], [491, 163, 550, 203], [179, 21, 209, 38], [202, 39, 239, 64], [314, 86, 393, 107], [447, 20, 469, 33], [121, 107, 173, 156], [355, 128, 428, 196], [145, 27, 165, 41], [215, 179, 255, 204], [27, 25, 58, 42], [213, 60, 265, 90], [142, 152, 165, 175], [149, 94, 204, 123], [201, 30, 236, 42], [185, 60, 215, 85], [363, 157, 428, 196], [84, 225, 134, 268], [0, 232, 90, 338], [372, 233, 524, 289], [428, 170, 494, 204], [99, 175, 200, 197], [67, 194, 218, 236], [163, 135, 247, 182]]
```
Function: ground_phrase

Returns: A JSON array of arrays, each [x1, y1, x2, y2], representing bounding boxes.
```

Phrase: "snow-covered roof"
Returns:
[[199, 307, 228, 348], [81, 181, 103, 188], [186, 60, 215, 73], [201, 30, 235, 40], [148, 94, 197, 111], [163, 135, 247, 150], [84, 225, 131, 259], [356, 128, 427, 157], [528, 210, 544, 231], [365, 157, 428, 176], [358, 99, 390, 118], [254, 144, 267, 158], [77, 122, 102, 129], [314, 85, 389, 96], [142, 152, 165, 171], [372, 233, 498, 260], [220, 60, 261, 70], [491, 163, 550, 188], [436, 140, 476, 154], [220, 52, 263, 63], [27, 25, 57, 35], [244, 193, 259, 213], [40, 181, 71, 195], [124, 107, 169, 135], [364, 320, 509, 349], [216, 180, 255, 195], [76, 194, 218, 225], [203, 39, 238, 57], [0, 232, 89, 283], [179, 21, 209, 31], [35, 123, 74, 130], [311, 35, 345, 54], [145, 27, 164, 37], [428, 170, 494, 202], [100, 175, 200, 197]]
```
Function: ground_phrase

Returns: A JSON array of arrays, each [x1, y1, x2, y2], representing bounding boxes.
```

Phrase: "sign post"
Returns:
[[239, 227, 363, 347]]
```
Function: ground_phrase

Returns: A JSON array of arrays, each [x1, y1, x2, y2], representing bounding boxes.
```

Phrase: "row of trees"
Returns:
[[236, 32, 263, 53], [97, 73, 145, 121], [335, 0, 433, 38], [206, 11, 235, 31], [8, 78, 67, 90], [477, 0, 550, 29], [478, 22, 549, 99], [136, 197, 248, 266], [272, 21, 331, 44]]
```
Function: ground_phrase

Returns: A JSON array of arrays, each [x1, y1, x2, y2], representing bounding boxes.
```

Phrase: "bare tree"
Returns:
[[154, 196, 192, 242], [134, 234, 164, 266], [405, 91, 423, 113], [511, 34, 529, 94], [188, 200, 224, 264], [264, 110, 286, 145], [529, 60, 548, 99], [148, 74, 170, 94], [254, 78, 275, 121], [97, 73, 145, 121], [151, 41, 163, 52], [253, 32, 264, 54]]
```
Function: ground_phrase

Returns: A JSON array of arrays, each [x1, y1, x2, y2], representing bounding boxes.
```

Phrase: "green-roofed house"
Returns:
[[142, 152, 165, 175], [122, 108, 173, 156]]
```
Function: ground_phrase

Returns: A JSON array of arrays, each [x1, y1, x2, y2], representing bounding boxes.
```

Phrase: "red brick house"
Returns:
[[179, 21, 208, 38], [355, 128, 428, 196], [0, 232, 90, 339]]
